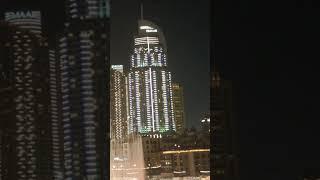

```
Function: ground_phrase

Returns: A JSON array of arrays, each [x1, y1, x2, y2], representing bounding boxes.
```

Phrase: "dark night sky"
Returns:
[[0, 0, 211, 129], [215, 0, 320, 179]]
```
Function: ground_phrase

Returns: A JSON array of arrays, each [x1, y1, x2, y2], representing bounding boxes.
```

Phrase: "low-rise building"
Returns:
[[140, 130, 210, 178]]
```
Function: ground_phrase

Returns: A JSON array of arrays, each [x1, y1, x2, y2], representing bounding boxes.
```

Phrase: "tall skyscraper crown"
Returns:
[[130, 19, 168, 68], [5, 11, 42, 37], [66, 0, 110, 20], [137, 20, 167, 52]]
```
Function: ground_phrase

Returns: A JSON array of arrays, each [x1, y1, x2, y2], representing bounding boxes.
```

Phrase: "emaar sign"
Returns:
[[5, 11, 41, 20]]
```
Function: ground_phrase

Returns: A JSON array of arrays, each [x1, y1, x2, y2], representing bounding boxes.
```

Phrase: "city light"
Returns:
[[162, 149, 210, 154]]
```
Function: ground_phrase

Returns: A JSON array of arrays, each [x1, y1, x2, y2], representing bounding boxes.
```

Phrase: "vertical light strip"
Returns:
[[149, 68, 155, 131], [152, 70, 159, 130], [125, 76, 130, 135], [144, 70, 151, 131], [147, 36, 150, 53], [168, 72, 176, 131]]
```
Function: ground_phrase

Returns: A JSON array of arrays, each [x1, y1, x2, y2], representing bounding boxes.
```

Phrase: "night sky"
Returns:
[[0, 0, 210, 129], [215, 0, 320, 179]]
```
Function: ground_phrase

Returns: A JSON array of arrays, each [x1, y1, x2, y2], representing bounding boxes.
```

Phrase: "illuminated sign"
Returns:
[[140, 26, 153, 30], [111, 65, 123, 69], [162, 149, 210, 154], [111, 65, 124, 71], [146, 29, 158, 33], [5, 11, 41, 20]]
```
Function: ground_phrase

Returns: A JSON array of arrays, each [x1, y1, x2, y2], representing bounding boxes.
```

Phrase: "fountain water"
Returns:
[[110, 134, 145, 180]]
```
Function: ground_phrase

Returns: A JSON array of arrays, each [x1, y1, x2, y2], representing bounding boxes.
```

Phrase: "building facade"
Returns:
[[128, 19, 176, 134], [161, 133, 209, 177], [110, 65, 128, 140], [51, 0, 110, 179], [200, 113, 210, 134], [1, 10, 52, 179], [172, 83, 186, 134], [211, 71, 239, 180], [48, 49, 64, 179], [141, 133, 162, 176], [0, 22, 16, 180]]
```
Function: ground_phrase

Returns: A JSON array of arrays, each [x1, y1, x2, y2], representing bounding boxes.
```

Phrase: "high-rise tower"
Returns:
[[128, 17, 176, 134], [52, 0, 110, 179], [110, 65, 128, 140], [0, 22, 16, 180], [1, 11, 51, 180], [211, 70, 239, 180], [172, 83, 186, 134]]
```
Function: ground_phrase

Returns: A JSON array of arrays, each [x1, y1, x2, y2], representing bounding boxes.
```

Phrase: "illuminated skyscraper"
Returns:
[[1, 11, 52, 180], [128, 18, 176, 134], [110, 65, 128, 140], [172, 83, 186, 134], [53, 0, 110, 179]]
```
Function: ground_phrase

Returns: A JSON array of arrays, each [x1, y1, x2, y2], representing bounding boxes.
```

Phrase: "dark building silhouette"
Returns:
[[0, 22, 16, 180], [211, 70, 239, 180], [172, 83, 186, 135], [48, 0, 110, 179], [0, 15, 52, 179], [48, 49, 64, 179]]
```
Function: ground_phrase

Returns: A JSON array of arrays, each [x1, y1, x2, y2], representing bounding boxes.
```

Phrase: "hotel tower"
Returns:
[[128, 17, 176, 134]]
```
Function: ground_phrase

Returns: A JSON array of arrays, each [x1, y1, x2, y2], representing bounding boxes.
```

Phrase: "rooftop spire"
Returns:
[[212, 42, 217, 74], [140, 2, 144, 20], [212, 42, 221, 86]]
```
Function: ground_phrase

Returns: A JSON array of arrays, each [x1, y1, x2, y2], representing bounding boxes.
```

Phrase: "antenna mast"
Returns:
[[140, 3, 144, 20]]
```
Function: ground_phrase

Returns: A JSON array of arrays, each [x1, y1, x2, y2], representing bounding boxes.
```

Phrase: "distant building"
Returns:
[[111, 65, 128, 140], [141, 133, 162, 176], [200, 113, 210, 134], [0, 23, 16, 180], [211, 70, 239, 180], [160, 132, 210, 178], [172, 83, 186, 134], [127, 18, 176, 134], [139, 131, 210, 178]]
